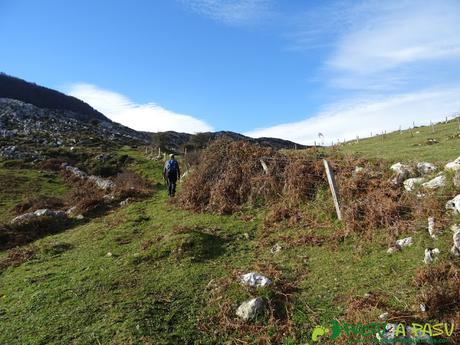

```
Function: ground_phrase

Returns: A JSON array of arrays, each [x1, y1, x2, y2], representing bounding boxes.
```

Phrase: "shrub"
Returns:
[[12, 196, 65, 215], [113, 170, 154, 199]]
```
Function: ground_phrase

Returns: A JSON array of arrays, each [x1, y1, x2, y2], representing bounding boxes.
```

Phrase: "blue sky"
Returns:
[[1, 0, 460, 144]]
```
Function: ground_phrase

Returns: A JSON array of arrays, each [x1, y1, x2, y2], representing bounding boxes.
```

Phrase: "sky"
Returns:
[[1, 0, 460, 144]]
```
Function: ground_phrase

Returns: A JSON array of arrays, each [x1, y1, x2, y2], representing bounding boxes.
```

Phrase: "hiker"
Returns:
[[164, 154, 180, 197]]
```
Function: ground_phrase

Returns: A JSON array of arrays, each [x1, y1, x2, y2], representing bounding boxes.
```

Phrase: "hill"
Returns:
[[0, 73, 108, 123], [1, 74, 459, 344], [0, 135, 459, 344], [338, 117, 460, 163], [152, 131, 306, 153], [0, 74, 304, 153]]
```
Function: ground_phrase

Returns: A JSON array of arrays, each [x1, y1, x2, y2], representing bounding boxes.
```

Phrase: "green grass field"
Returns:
[[1, 146, 459, 344], [339, 118, 460, 163]]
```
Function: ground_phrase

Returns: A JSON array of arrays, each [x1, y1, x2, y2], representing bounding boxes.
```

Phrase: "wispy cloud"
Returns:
[[244, 0, 460, 144], [245, 87, 460, 145], [327, 0, 460, 75], [288, 0, 460, 91], [180, 0, 272, 26], [66, 83, 213, 133]]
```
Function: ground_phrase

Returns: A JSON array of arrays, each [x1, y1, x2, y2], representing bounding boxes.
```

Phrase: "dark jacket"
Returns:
[[163, 159, 180, 180]]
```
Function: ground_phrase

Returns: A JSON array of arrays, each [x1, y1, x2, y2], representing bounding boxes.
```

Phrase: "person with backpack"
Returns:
[[164, 154, 181, 197]]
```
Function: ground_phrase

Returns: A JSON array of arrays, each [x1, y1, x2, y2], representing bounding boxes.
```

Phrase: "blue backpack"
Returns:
[[166, 159, 178, 176]]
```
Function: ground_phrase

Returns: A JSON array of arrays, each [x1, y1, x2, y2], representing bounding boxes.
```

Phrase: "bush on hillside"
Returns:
[[178, 139, 325, 214], [12, 196, 65, 215], [113, 170, 154, 199], [179, 139, 453, 237]]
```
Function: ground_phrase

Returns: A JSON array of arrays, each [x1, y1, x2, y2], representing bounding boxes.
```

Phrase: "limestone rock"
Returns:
[[423, 248, 440, 264], [240, 272, 272, 287], [403, 177, 425, 191], [417, 162, 437, 175], [446, 195, 460, 214], [11, 209, 67, 225], [236, 297, 265, 321], [445, 156, 460, 172], [422, 175, 446, 189]]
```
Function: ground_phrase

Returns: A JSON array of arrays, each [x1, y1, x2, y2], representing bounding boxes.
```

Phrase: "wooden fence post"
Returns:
[[260, 159, 269, 175], [323, 159, 342, 221]]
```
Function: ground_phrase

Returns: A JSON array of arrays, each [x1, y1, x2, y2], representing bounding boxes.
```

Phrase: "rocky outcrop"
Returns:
[[0, 98, 148, 160], [11, 209, 67, 225], [62, 163, 115, 191]]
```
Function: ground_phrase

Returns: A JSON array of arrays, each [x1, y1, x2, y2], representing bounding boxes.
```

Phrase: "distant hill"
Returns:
[[152, 131, 306, 153], [0, 73, 306, 155], [0, 73, 108, 123]]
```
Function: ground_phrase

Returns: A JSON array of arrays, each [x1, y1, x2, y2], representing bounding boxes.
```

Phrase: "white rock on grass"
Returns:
[[63, 164, 88, 178], [236, 297, 264, 321], [119, 198, 133, 206], [240, 272, 272, 287], [445, 156, 460, 171], [378, 312, 389, 320], [270, 243, 282, 254], [446, 195, 460, 214], [387, 237, 413, 254], [403, 177, 425, 191], [422, 175, 446, 189], [387, 247, 400, 254], [451, 225, 460, 256], [62, 163, 115, 191], [396, 237, 413, 248], [423, 248, 440, 264], [417, 162, 437, 175], [390, 163, 413, 185], [88, 175, 115, 190], [11, 209, 67, 225], [428, 217, 436, 239]]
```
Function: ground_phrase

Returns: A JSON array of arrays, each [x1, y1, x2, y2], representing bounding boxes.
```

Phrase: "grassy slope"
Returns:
[[0, 163, 69, 224], [339, 118, 460, 163], [0, 148, 458, 344]]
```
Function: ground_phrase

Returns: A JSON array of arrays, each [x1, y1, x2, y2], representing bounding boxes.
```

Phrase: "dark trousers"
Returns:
[[167, 175, 177, 197]]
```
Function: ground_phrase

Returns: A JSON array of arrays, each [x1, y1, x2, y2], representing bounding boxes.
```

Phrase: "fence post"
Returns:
[[260, 159, 269, 175], [323, 159, 342, 221]]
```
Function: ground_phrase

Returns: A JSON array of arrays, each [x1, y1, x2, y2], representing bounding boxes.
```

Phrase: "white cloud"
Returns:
[[245, 87, 460, 145], [66, 83, 213, 133], [181, 0, 272, 25], [288, 0, 460, 91], [328, 0, 460, 74]]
